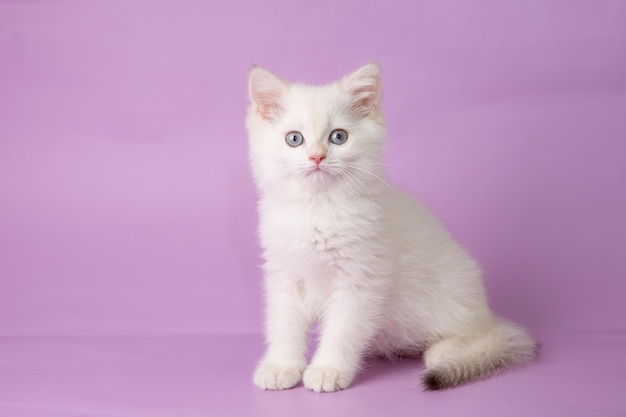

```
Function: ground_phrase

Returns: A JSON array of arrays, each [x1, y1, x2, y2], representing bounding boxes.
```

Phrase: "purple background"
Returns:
[[1, 1, 625, 416]]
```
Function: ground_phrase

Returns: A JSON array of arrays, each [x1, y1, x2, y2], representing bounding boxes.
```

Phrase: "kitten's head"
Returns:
[[246, 63, 386, 196]]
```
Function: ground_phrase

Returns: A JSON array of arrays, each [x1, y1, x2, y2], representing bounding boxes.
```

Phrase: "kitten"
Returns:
[[246, 63, 536, 392]]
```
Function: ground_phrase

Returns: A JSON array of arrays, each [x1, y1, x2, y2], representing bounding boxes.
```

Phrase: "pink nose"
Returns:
[[309, 154, 326, 165]]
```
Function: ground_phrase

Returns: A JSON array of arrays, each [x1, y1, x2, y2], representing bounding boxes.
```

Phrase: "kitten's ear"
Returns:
[[249, 66, 286, 122], [341, 63, 382, 118]]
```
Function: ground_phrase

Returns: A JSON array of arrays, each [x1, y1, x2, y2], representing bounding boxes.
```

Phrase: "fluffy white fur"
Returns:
[[246, 63, 536, 392]]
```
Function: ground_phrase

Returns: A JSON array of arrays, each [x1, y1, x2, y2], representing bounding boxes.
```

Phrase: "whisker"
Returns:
[[340, 168, 378, 201], [341, 162, 393, 191]]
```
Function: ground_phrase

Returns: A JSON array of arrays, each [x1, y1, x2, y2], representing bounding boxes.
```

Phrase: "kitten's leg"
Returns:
[[303, 284, 382, 392], [254, 277, 309, 390]]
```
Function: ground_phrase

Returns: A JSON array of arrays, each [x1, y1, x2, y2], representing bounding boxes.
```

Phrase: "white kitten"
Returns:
[[246, 63, 536, 392]]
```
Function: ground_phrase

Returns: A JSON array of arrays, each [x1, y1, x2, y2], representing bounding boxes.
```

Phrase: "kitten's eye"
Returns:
[[329, 129, 348, 145], [285, 131, 304, 147]]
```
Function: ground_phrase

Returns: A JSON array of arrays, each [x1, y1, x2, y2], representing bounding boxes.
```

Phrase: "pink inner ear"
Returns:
[[344, 77, 380, 118], [350, 84, 379, 116], [252, 89, 282, 120], [249, 68, 284, 121], [342, 63, 382, 118]]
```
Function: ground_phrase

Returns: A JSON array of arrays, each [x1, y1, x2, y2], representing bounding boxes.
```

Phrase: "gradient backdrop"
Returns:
[[1, 1, 625, 416]]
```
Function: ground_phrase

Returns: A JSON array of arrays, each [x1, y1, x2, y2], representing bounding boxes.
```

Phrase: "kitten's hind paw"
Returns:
[[303, 366, 354, 393], [253, 362, 303, 390]]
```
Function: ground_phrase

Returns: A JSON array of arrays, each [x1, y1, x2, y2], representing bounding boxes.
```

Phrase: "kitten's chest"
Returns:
[[268, 203, 349, 250], [310, 224, 335, 252], [260, 196, 382, 257]]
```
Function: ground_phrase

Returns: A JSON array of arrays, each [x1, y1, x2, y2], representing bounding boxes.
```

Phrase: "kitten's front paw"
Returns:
[[253, 362, 303, 390], [303, 366, 354, 393]]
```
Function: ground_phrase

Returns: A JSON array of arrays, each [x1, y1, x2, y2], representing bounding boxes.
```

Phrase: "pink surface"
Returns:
[[1, 334, 625, 417], [1, 0, 625, 416]]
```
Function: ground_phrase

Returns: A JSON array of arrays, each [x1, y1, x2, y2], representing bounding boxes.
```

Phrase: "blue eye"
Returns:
[[329, 129, 348, 145], [285, 131, 304, 147]]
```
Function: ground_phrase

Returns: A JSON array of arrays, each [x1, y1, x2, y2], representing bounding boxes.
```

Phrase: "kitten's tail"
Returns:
[[422, 319, 537, 390]]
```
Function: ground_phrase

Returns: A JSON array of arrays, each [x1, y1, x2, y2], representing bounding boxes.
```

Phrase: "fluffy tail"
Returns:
[[422, 320, 537, 390]]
